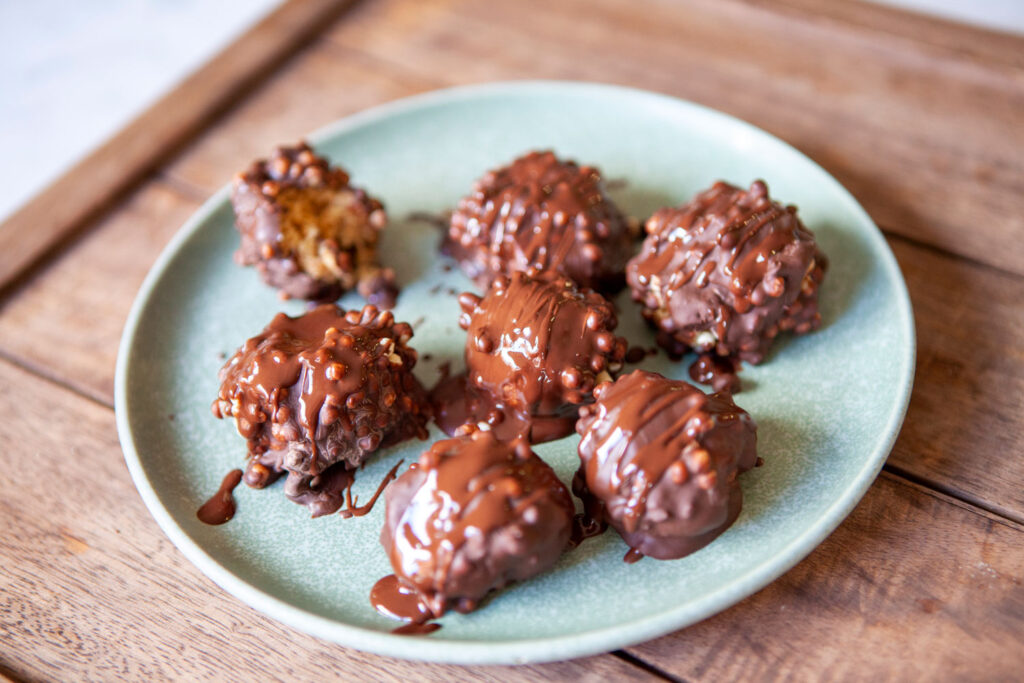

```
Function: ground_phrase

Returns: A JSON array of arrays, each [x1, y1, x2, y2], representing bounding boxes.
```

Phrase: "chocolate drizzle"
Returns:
[[623, 548, 644, 564], [445, 151, 636, 295], [338, 459, 404, 519], [197, 469, 244, 525], [376, 429, 574, 621], [431, 270, 626, 443], [568, 468, 608, 547], [575, 370, 758, 560], [626, 180, 826, 364], [212, 304, 429, 515], [371, 573, 436, 623]]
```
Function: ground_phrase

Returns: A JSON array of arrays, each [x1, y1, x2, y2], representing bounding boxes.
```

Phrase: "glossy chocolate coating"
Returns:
[[626, 181, 826, 363], [445, 150, 635, 295], [379, 430, 574, 617], [575, 370, 758, 560], [231, 142, 397, 305], [212, 304, 429, 516], [449, 269, 627, 442]]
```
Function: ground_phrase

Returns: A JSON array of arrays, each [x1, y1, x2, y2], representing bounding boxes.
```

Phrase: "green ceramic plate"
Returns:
[[115, 82, 914, 665]]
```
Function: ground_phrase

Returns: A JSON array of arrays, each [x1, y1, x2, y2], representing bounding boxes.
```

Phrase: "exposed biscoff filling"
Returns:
[[276, 186, 380, 284]]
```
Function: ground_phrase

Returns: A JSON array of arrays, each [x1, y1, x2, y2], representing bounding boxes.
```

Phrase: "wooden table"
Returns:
[[2, 0, 1022, 679]]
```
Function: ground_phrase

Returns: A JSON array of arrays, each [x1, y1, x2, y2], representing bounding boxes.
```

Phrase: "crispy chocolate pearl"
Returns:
[[575, 370, 758, 560], [452, 269, 627, 442], [231, 142, 398, 305], [626, 181, 827, 364], [445, 150, 635, 295], [378, 429, 574, 618], [212, 304, 429, 516]]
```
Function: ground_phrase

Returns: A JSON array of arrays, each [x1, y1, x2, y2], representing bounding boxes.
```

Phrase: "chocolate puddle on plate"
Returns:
[[197, 469, 244, 525]]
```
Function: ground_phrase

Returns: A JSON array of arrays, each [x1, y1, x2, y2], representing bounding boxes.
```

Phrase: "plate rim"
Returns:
[[115, 79, 916, 665]]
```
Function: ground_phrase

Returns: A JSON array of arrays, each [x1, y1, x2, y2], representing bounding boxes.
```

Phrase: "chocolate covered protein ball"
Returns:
[[626, 180, 826, 364], [438, 269, 627, 442], [575, 369, 758, 560], [373, 428, 574, 622], [212, 304, 430, 516], [445, 150, 635, 295], [231, 142, 398, 306]]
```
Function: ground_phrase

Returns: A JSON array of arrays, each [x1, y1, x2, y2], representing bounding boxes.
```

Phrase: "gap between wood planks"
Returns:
[[613, 651, 688, 683]]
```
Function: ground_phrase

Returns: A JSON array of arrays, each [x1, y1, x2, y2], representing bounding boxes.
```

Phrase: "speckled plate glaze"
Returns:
[[115, 82, 914, 665]]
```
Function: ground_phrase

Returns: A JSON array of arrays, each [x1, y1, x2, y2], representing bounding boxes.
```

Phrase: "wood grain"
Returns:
[[1, 356, 1020, 680], [0, 360, 653, 682], [315, 0, 1024, 275], [745, 0, 1024, 69], [163, 43, 433, 194], [625, 472, 1024, 680], [0, 0, 359, 293], [886, 237, 1024, 522], [0, 182, 201, 406], [3, 0, 1023, 678]]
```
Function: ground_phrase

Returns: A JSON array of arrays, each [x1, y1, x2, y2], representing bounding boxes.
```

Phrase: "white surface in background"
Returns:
[[870, 0, 1024, 34], [0, 0, 1020, 222], [0, 0, 282, 221]]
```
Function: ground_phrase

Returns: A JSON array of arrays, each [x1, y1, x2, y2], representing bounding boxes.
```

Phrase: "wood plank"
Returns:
[[624, 472, 1024, 680], [1, 174, 1020, 520], [0, 182, 202, 406], [0, 360, 653, 682], [316, 0, 1024, 275], [163, 43, 433, 195], [886, 237, 1024, 522], [0, 0, 360, 293]]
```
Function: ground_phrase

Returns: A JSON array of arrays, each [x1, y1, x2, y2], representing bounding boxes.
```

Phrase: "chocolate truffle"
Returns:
[[445, 150, 635, 295], [626, 180, 826, 364], [376, 429, 574, 619], [231, 142, 397, 306], [212, 304, 430, 516], [575, 370, 758, 560], [442, 269, 627, 442]]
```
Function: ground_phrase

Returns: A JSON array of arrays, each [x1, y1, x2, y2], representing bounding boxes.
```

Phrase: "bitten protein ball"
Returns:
[[575, 370, 758, 560], [445, 150, 635, 295], [374, 429, 575, 622], [444, 269, 627, 442], [626, 180, 827, 364], [231, 142, 398, 305], [212, 304, 430, 516]]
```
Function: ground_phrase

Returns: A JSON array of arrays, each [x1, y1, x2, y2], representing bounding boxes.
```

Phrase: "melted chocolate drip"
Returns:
[[444, 150, 635, 295], [623, 548, 644, 564], [624, 346, 648, 364], [688, 353, 742, 394], [428, 370, 572, 444], [371, 574, 436, 622], [568, 468, 608, 548], [197, 469, 244, 525], [392, 622, 442, 636], [338, 459, 404, 519], [406, 210, 451, 232]]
